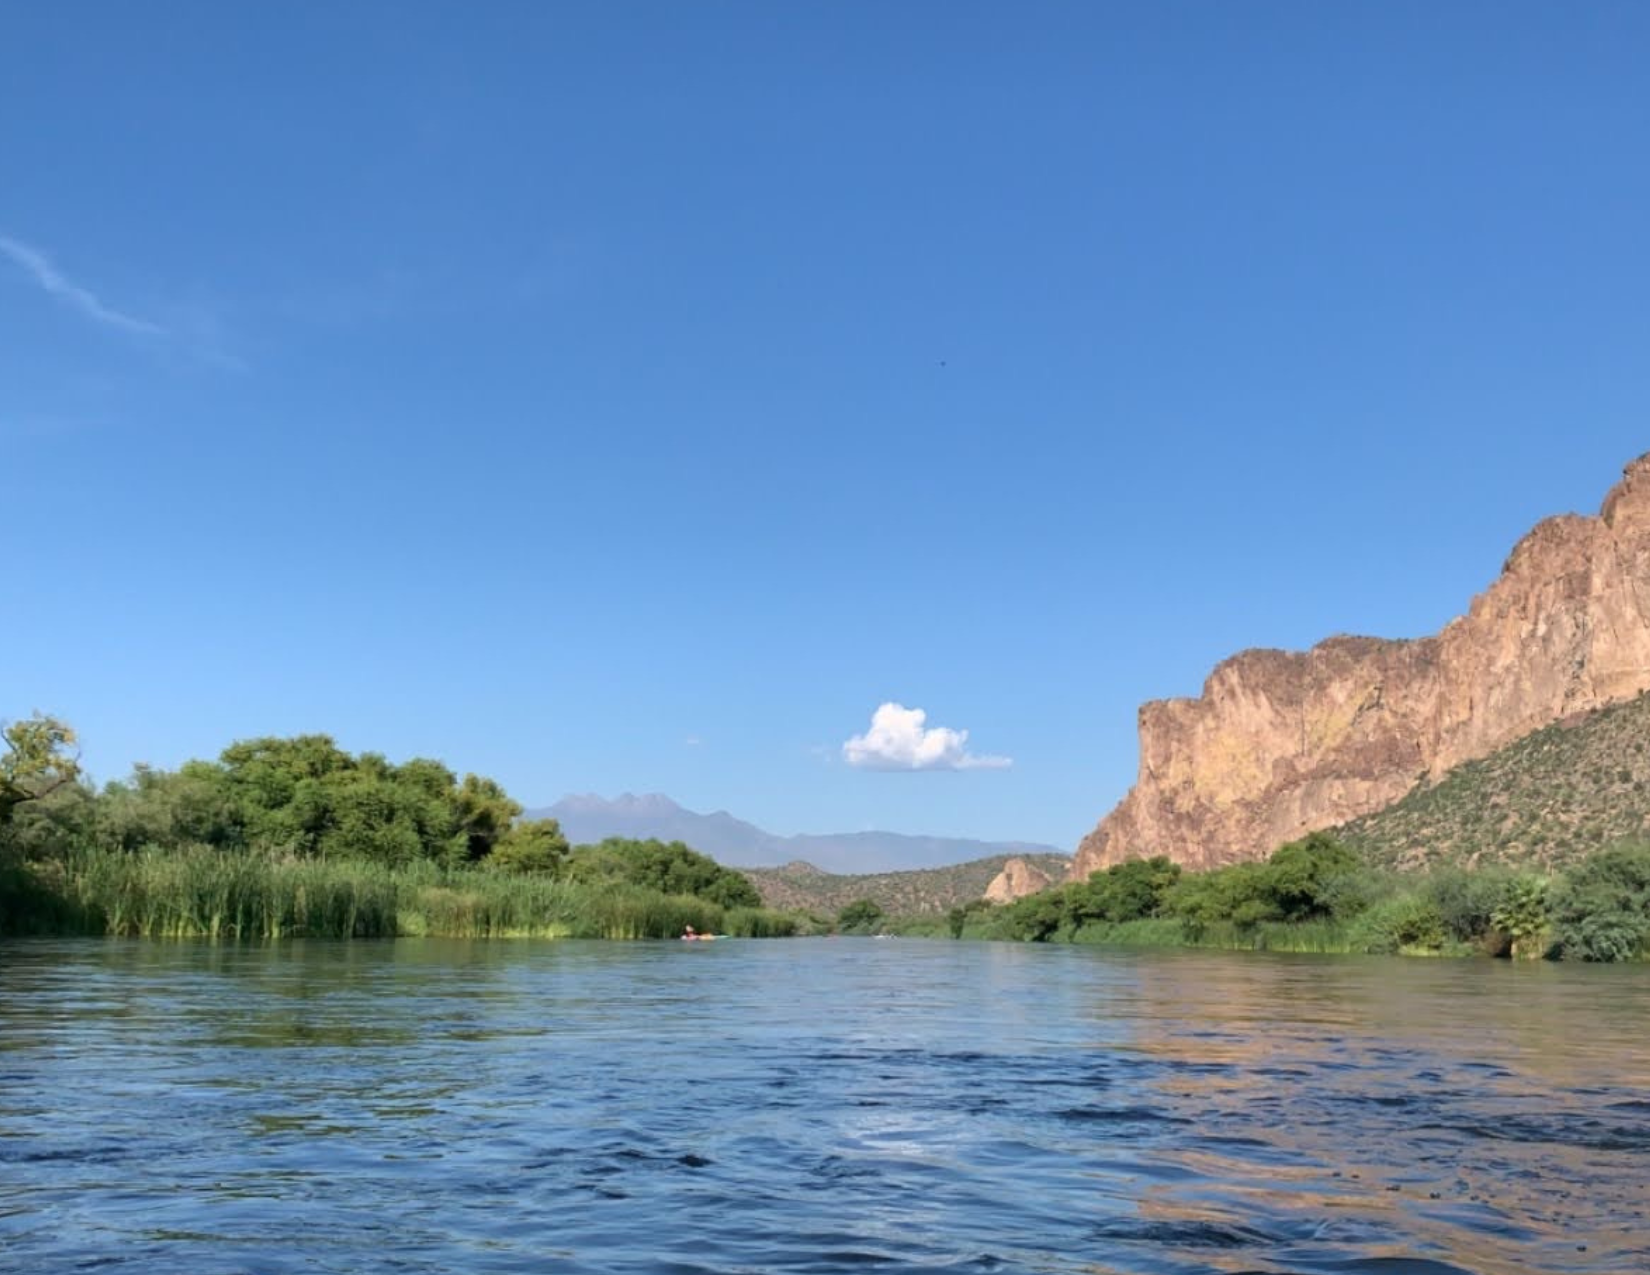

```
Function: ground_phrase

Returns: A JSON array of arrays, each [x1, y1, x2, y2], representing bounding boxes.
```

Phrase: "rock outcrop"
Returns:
[[984, 857, 1056, 903], [1073, 453, 1650, 877]]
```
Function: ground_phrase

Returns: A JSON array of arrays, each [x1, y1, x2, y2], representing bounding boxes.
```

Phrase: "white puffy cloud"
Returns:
[[841, 702, 1012, 772]]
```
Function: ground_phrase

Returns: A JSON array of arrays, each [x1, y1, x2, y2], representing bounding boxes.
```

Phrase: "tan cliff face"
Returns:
[[1073, 453, 1650, 877], [983, 857, 1055, 903]]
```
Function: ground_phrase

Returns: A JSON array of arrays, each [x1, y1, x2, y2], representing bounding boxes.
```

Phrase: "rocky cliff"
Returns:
[[1073, 453, 1650, 877], [983, 857, 1056, 903]]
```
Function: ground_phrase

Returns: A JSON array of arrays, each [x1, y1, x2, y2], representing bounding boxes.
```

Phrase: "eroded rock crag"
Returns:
[[1073, 453, 1650, 877], [984, 857, 1056, 903]]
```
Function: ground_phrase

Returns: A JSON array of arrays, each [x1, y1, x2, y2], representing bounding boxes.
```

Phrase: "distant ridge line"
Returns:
[[523, 792, 1064, 874]]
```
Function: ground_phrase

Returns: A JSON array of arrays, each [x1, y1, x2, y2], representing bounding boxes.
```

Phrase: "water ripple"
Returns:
[[1, 938, 1647, 1275]]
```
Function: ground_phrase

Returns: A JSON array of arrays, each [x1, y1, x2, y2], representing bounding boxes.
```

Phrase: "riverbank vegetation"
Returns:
[[903, 832, 1650, 962], [0, 717, 797, 940], [7, 714, 1649, 957]]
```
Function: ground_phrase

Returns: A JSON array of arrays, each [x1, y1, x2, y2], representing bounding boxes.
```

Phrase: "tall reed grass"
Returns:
[[0, 847, 798, 941], [61, 846, 400, 938]]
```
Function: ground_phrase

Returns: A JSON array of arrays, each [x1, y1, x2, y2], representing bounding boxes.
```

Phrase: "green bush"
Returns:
[[946, 898, 997, 938], [1559, 912, 1644, 963], [1349, 894, 1446, 954], [489, 818, 571, 874], [1001, 890, 1068, 940], [1070, 856, 1183, 924], [1424, 866, 1511, 943], [1165, 861, 1280, 935], [1491, 875, 1551, 959], [1549, 843, 1650, 961]]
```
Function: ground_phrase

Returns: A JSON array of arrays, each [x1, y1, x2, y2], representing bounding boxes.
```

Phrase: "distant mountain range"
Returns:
[[525, 792, 1064, 874]]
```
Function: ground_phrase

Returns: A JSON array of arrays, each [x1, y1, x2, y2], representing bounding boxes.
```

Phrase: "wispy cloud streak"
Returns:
[[0, 234, 167, 337]]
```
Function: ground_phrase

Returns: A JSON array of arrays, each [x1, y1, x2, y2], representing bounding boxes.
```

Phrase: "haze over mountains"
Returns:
[[527, 793, 1062, 874]]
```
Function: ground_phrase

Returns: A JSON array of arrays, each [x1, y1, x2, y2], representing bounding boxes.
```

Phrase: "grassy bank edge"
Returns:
[[886, 913, 1535, 959], [0, 848, 802, 941]]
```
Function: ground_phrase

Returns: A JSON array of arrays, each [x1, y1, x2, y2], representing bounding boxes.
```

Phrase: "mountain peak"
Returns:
[[551, 792, 683, 816], [527, 793, 1062, 873], [611, 792, 682, 814]]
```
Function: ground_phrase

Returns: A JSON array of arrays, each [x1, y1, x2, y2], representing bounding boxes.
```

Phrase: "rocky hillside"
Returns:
[[983, 857, 1057, 903], [745, 853, 1073, 916], [1336, 689, 1650, 872], [1075, 453, 1650, 877]]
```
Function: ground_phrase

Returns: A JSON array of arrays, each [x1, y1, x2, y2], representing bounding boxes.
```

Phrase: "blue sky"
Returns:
[[4, 2, 1648, 850]]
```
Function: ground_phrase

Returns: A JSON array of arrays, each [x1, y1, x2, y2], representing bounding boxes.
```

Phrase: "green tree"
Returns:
[[1072, 856, 1184, 924], [452, 774, 522, 862], [1165, 861, 1281, 935], [218, 734, 353, 854], [95, 766, 211, 852], [91, 734, 532, 870], [947, 898, 996, 938], [316, 766, 426, 866], [490, 818, 571, 874], [1263, 832, 1361, 921], [837, 898, 885, 933], [1003, 889, 1067, 940], [1, 715, 81, 828]]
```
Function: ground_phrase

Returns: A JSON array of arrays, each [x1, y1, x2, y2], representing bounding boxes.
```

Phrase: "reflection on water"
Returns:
[[1, 938, 1646, 1274]]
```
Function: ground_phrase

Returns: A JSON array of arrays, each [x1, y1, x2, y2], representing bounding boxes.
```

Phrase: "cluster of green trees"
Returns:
[[1, 714, 767, 938], [3, 721, 555, 868], [563, 837, 760, 909], [970, 831, 1650, 961]]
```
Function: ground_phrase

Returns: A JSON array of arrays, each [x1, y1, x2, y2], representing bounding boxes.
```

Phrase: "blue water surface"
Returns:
[[2, 937, 1646, 1275]]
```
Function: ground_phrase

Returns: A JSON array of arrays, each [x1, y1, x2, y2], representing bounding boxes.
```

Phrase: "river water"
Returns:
[[1, 938, 1646, 1275]]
